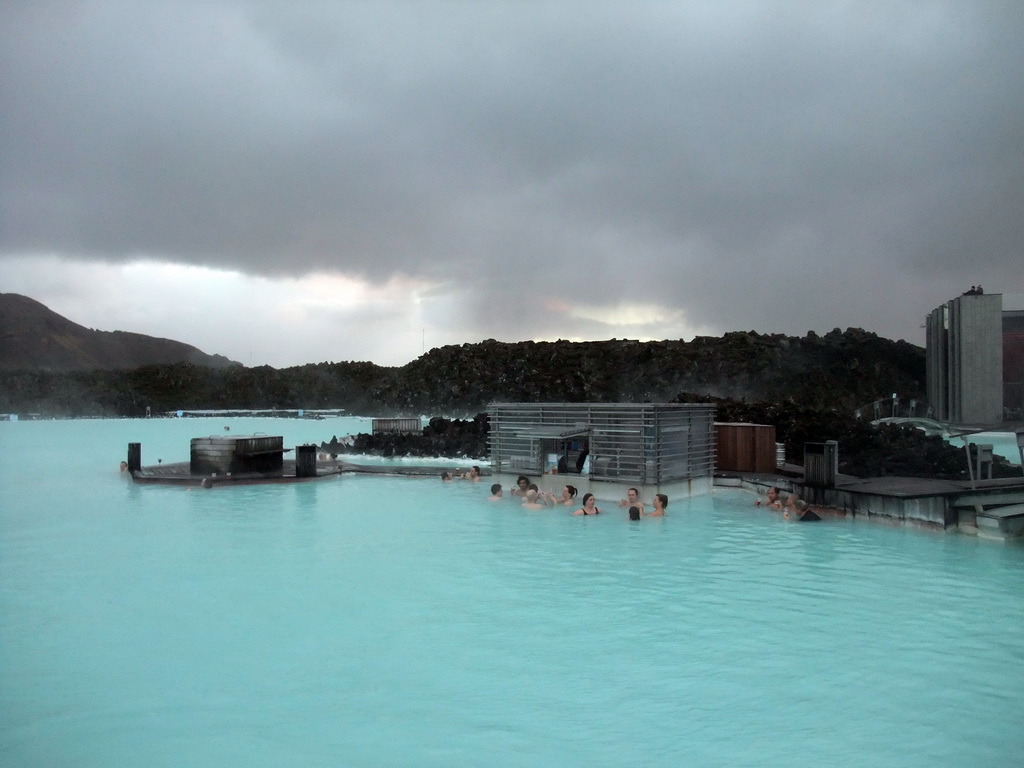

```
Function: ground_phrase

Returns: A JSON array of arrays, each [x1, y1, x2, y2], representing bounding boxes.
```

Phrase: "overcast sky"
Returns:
[[2, 2, 1021, 367]]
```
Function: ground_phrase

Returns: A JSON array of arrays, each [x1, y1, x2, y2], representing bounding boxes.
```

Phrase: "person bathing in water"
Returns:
[[629, 493, 667, 520], [573, 492, 601, 516], [521, 489, 546, 510], [511, 476, 531, 498], [647, 493, 668, 517], [618, 487, 646, 513], [545, 484, 578, 506]]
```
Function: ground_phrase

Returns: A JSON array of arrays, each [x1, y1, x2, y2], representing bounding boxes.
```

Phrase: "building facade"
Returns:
[[926, 292, 1024, 425], [487, 402, 716, 498], [1003, 295, 1024, 419]]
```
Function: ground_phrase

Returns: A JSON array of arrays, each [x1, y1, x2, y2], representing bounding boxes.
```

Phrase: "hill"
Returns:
[[4, 301, 997, 481], [0, 326, 924, 419], [0, 293, 239, 372]]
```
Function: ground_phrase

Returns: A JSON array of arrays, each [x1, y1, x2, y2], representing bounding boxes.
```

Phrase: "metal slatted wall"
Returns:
[[488, 403, 715, 483]]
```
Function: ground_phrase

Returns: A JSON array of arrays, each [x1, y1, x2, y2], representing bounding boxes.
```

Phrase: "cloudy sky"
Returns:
[[2, 2, 1021, 367]]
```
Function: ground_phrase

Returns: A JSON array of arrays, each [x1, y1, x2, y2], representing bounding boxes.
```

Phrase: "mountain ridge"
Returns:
[[0, 293, 239, 371], [0, 293, 926, 419]]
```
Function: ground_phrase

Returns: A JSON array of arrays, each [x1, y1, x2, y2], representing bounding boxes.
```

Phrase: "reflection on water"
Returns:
[[1, 418, 1023, 768]]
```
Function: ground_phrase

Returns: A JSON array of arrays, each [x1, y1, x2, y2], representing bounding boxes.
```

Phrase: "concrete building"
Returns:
[[926, 292, 1024, 425], [1004, 294, 1024, 419]]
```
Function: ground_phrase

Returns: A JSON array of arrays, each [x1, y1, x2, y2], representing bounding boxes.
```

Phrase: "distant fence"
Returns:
[[854, 397, 932, 421], [371, 418, 423, 435]]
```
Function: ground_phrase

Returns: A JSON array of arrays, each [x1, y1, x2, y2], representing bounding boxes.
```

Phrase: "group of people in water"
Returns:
[[755, 486, 822, 522], [440, 466, 482, 482], [444, 468, 821, 523], [483, 475, 668, 519]]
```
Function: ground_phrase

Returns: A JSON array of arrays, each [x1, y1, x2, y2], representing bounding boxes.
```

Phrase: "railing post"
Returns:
[[976, 444, 994, 481], [127, 443, 142, 472]]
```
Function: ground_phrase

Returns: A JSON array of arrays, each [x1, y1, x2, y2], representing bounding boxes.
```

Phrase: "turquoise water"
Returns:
[[959, 431, 1023, 466], [2, 418, 1023, 767]]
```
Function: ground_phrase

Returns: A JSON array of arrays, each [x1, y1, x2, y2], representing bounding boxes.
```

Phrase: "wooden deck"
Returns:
[[131, 459, 343, 487], [130, 458, 485, 486], [336, 460, 486, 477]]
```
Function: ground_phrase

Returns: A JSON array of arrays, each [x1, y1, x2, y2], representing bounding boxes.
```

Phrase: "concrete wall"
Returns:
[[925, 304, 948, 419], [816, 488, 950, 526], [926, 294, 1003, 425], [952, 294, 1003, 423], [1003, 293, 1024, 417], [735, 478, 951, 528]]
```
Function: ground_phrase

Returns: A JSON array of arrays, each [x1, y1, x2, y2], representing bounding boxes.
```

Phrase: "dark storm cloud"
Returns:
[[2, 1, 1022, 345]]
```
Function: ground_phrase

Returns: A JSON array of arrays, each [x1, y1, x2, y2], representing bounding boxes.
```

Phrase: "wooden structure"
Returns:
[[714, 422, 776, 473], [128, 436, 340, 486], [190, 435, 286, 474], [804, 440, 839, 488]]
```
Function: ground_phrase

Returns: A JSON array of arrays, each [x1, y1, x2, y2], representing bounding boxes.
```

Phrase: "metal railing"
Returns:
[[854, 397, 932, 421]]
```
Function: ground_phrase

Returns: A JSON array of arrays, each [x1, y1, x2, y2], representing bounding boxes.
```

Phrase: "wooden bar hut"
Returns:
[[190, 435, 287, 475]]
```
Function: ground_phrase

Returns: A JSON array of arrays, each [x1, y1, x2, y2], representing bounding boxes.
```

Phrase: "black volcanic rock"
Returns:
[[366, 330, 924, 414], [709, 395, 1020, 480], [0, 293, 239, 371], [322, 414, 489, 460]]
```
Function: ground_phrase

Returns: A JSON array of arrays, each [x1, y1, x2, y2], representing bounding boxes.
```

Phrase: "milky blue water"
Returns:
[[2, 418, 1023, 767], [959, 431, 1023, 466]]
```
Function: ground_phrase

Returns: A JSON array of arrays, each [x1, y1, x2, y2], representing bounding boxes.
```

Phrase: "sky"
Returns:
[[2, 1, 1022, 368]]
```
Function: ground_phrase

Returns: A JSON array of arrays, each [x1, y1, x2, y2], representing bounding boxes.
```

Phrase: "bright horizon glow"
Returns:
[[1, 255, 734, 368]]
